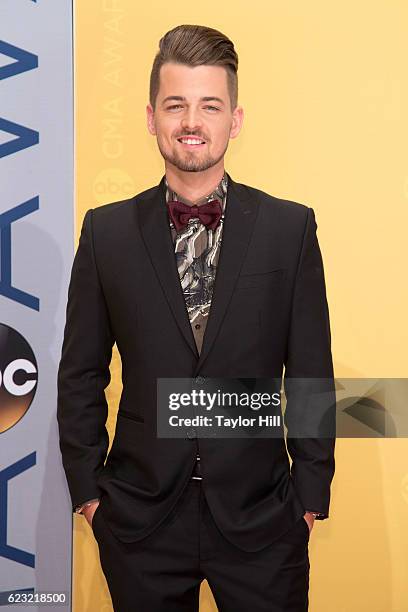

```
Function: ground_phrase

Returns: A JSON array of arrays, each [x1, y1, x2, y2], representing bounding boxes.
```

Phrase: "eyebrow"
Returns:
[[161, 96, 225, 106]]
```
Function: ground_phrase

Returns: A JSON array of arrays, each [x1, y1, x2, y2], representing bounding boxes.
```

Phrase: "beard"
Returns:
[[156, 138, 228, 173]]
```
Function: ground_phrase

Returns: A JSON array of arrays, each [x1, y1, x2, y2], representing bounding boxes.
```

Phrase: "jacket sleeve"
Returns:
[[57, 208, 115, 512], [283, 207, 336, 519]]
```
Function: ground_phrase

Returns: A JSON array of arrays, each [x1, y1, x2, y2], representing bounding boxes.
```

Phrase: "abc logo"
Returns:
[[0, 324, 38, 434], [93, 168, 135, 200]]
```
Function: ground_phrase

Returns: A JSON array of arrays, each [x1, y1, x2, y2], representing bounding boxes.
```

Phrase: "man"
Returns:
[[57, 24, 336, 612]]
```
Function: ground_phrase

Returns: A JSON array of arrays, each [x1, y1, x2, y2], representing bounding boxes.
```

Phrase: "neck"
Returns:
[[165, 161, 225, 204]]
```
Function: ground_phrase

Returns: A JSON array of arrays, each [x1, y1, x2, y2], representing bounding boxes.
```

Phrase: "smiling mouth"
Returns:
[[177, 137, 206, 147]]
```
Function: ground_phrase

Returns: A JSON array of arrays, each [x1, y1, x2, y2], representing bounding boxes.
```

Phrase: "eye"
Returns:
[[166, 104, 220, 111]]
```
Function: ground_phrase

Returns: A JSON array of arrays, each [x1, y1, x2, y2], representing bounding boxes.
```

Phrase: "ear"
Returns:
[[146, 104, 156, 135], [230, 105, 244, 139]]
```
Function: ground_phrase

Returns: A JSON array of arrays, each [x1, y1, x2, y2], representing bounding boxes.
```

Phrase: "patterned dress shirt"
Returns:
[[165, 171, 228, 355]]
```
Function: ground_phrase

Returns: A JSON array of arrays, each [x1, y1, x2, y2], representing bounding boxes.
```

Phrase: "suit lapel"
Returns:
[[139, 176, 199, 358], [195, 174, 259, 373], [138, 173, 259, 370]]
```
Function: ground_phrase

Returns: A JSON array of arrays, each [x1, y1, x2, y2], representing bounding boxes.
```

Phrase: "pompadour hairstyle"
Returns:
[[149, 24, 238, 112]]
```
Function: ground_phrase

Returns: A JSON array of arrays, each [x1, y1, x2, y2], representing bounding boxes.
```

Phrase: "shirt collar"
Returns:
[[165, 171, 228, 207]]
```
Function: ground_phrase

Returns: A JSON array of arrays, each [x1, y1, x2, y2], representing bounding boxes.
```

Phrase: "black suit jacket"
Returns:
[[57, 173, 336, 553]]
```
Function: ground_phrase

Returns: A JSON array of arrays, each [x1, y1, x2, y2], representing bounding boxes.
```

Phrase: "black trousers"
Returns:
[[92, 478, 310, 611]]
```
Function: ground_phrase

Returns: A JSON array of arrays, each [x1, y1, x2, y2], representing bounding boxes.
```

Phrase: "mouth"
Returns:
[[177, 137, 206, 149]]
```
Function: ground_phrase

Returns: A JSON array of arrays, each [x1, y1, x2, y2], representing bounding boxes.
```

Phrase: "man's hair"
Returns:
[[149, 24, 238, 112]]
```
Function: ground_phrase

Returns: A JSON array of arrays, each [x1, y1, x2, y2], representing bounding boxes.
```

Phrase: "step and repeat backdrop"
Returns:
[[1, 1, 73, 610], [1, 1, 408, 611]]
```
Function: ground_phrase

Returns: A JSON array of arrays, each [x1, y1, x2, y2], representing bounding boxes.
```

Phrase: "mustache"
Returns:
[[176, 133, 207, 141]]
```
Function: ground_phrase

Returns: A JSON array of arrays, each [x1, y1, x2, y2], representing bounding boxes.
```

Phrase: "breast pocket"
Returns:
[[235, 268, 285, 290]]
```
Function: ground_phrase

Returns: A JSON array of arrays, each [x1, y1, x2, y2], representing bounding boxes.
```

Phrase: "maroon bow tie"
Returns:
[[167, 199, 222, 231]]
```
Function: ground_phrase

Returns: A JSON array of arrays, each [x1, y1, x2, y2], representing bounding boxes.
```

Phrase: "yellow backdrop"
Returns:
[[73, 1, 408, 610]]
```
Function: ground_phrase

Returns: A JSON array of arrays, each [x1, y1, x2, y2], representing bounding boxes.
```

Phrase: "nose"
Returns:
[[180, 107, 203, 133]]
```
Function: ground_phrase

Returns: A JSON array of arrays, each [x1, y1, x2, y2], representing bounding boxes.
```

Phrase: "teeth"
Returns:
[[180, 138, 204, 145]]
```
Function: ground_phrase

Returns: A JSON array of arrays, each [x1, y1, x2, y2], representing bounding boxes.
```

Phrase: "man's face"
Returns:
[[146, 62, 243, 173]]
